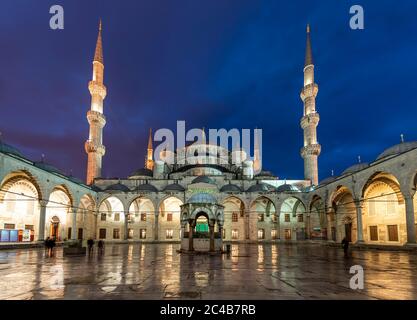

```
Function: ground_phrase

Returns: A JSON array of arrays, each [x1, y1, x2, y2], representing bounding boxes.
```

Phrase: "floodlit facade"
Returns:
[[0, 24, 416, 250]]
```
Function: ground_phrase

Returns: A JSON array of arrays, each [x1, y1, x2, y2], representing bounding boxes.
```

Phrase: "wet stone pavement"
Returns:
[[0, 243, 416, 300]]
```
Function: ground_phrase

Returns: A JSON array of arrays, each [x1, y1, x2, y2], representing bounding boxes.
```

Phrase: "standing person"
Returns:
[[50, 237, 56, 257], [44, 237, 50, 256], [98, 240, 104, 255], [341, 237, 349, 258], [87, 238, 94, 255]]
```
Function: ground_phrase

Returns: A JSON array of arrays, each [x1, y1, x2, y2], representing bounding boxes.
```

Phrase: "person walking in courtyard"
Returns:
[[48, 237, 56, 257], [98, 240, 104, 255], [341, 237, 349, 258], [44, 237, 50, 256], [87, 238, 94, 255]]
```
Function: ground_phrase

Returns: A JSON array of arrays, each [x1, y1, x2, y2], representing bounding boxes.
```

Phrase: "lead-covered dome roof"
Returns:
[[34, 161, 64, 175], [105, 183, 130, 192], [130, 168, 153, 177], [163, 183, 185, 192], [376, 141, 417, 160], [246, 183, 275, 192], [220, 183, 242, 193], [191, 175, 216, 185], [276, 184, 300, 193], [342, 163, 369, 175], [0, 142, 24, 158], [135, 183, 158, 192]]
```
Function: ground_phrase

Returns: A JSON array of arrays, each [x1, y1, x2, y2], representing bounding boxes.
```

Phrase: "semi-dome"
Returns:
[[163, 183, 185, 192], [191, 175, 216, 185], [376, 141, 417, 160], [135, 183, 159, 192], [188, 192, 217, 204], [130, 168, 153, 177], [246, 183, 275, 192], [34, 161, 64, 175], [105, 183, 130, 192], [0, 142, 24, 158], [342, 163, 369, 175], [276, 184, 300, 193], [220, 183, 242, 193], [319, 176, 337, 185]]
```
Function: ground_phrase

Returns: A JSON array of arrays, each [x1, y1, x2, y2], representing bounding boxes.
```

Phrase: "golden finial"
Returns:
[[306, 24, 310, 33]]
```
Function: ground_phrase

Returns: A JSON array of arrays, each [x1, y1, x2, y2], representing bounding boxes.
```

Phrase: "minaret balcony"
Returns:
[[300, 83, 318, 101], [300, 144, 321, 157], [87, 110, 107, 127], [300, 113, 320, 129], [85, 140, 106, 156], [88, 81, 107, 99]]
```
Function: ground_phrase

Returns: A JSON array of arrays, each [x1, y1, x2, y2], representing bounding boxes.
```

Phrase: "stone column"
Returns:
[[245, 210, 250, 240], [209, 223, 215, 252], [71, 208, 77, 240], [180, 223, 185, 240], [188, 221, 194, 251], [404, 194, 416, 244], [154, 213, 159, 241], [124, 212, 129, 240], [37, 200, 48, 241], [354, 199, 364, 243]]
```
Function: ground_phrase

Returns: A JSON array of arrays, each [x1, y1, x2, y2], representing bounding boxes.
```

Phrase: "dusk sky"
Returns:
[[1, 0, 417, 181]]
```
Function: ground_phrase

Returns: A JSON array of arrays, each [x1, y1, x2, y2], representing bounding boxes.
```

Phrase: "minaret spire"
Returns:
[[304, 24, 313, 67], [300, 24, 321, 185], [85, 20, 107, 185], [94, 19, 104, 64], [145, 128, 154, 170]]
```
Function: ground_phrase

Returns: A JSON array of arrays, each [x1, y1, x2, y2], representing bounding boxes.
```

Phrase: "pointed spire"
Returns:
[[94, 19, 104, 64], [304, 24, 314, 67], [147, 128, 153, 150], [202, 127, 206, 144], [400, 134, 404, 143]]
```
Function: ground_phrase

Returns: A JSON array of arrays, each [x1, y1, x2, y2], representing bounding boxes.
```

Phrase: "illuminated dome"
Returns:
[[376, 141, 417, 160], [342, 163, 369, 175], [276, 184, 300, 193], [188, 193, 217, 204]]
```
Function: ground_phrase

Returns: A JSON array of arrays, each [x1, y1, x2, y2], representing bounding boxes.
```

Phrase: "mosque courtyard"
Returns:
[[0, 243, 416, 300]]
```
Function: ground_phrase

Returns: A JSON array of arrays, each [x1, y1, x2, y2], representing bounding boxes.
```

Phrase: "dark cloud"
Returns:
[[0, 0, 416, 182]]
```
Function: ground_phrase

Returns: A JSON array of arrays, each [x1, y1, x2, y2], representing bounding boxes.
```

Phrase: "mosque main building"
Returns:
[[0, 23, 416, 250]]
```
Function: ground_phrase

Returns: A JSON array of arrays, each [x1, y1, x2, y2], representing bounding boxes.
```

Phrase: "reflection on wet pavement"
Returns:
[[0, 243, 416, 300]]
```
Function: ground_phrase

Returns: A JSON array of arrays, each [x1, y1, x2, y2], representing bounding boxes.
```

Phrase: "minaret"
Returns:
[[253, 128, 261, 174], [145, 128, 154, 170], [300, 24, 321, 185], [85, 20, 107, 185]]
